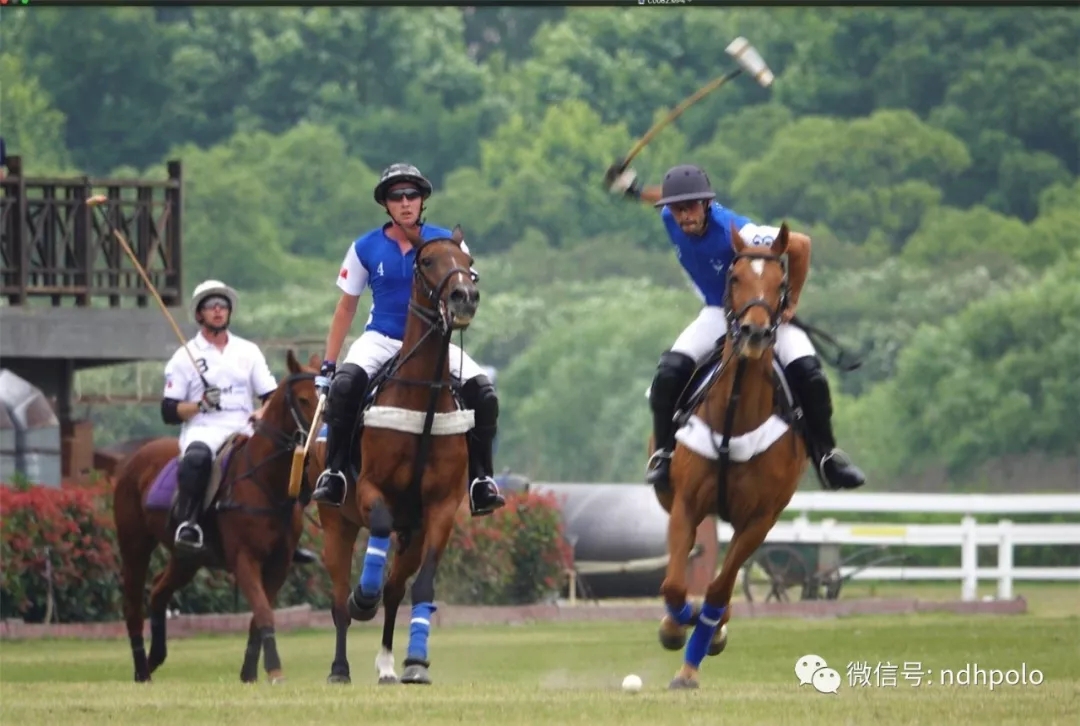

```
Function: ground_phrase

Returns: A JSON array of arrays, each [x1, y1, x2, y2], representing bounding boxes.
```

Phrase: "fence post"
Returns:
[[960, 515, 978, 601], [997, 519, 1014, 600]]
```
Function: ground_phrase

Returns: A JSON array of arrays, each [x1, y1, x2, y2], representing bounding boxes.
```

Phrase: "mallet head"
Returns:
[[725, 37, 774, 88]]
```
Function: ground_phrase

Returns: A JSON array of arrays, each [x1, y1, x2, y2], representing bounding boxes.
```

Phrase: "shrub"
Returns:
[[0, 479, 574, 622]]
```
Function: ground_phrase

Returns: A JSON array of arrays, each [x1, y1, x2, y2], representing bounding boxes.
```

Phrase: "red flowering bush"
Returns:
[[1, 476, 121, 623], [437, 489, 574, 605]]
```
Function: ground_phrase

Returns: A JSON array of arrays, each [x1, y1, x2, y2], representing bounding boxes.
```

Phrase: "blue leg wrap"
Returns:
[[684, 603, 725, 669], [407, 601, 437, 662], [666, 601, 695, 627], [359, 535, 391, 598]]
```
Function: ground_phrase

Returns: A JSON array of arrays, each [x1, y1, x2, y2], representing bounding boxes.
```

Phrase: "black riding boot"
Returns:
[[463, 376, 505, 517], [174, 443, 212, 553], [646, 351, 696, 493], [312, 364, 368, 507], [785, 356, 866, 491]]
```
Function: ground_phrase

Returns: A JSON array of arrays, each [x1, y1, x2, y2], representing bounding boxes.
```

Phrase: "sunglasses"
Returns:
[[386, 188, 422, 202], [200, 296, 231, 311]]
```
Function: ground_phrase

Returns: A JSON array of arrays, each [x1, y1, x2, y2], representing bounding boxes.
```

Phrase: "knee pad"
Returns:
[[786, 355, 826, 386], [326, 363, 368, 424], [181, 443, 212, 484], [463, 375, 498, 429], [650, 351, 696, 409]]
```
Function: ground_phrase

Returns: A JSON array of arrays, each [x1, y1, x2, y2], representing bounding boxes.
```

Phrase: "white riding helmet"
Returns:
[[189, 279, 239, 323]]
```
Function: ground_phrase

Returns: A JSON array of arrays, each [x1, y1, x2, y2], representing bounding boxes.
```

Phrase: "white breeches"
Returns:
[[671, 306, 816, 367], [180, 423, 250, 456], [343, 330, 486, 382]]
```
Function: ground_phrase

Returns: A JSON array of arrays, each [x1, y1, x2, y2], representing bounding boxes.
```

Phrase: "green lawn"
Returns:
[[2, 588, 1077, 726]]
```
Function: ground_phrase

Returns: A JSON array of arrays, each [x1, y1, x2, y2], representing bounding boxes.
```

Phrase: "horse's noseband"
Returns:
[[724, 251, 789, 347], [410, 239, 474, 333]]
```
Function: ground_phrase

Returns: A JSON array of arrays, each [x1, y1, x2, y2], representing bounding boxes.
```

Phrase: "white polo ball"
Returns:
[[622, 673, 643, 693]]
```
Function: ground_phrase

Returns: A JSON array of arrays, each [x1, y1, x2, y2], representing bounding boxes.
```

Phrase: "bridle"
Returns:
[[722, 250, 790, 353], [215, 371, 317, 517]]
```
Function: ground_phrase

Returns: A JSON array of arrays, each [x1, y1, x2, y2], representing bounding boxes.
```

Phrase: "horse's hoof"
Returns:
[[658, 613, 689, 651], [378, 674, 400, 685], [401, 664, 431, 685], [347, 592, 380, 622], [326, 673, 351, 685], [707, 624, 728, 656], [241, 676, 258, 684], [269, 675, 286, 686], [668, 676, 700, 690]]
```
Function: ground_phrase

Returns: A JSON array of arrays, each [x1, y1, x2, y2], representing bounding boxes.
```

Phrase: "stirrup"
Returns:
[[174, 522, 204, 550], [312, 469, 348, 506], [818, 448, 863, 490], [469, 476, 504, 516], [646, 449, 672, 473]]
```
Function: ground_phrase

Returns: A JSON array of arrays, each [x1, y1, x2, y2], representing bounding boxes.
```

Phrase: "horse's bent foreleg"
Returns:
[[400, 499, 458, 686], [376, 532, 424, 685], [658, 494, 699, 652], [233, 547, 286, 684], [671, 514, 775, 689], [118, 532, 155, 683], [348, 494, 392, 622], [146, 557, 200, 674], [322, 514, 360, 684]]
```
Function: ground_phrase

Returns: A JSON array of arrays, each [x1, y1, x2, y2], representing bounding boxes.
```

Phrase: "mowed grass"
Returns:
[[2, 589, 1078, 726]]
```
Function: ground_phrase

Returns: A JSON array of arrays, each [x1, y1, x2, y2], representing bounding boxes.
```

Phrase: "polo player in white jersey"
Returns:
[[161, 279, 317, 563]]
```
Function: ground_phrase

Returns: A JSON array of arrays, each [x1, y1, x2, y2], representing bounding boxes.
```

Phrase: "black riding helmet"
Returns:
[[374, 163, 434, 206], [653, 164, 716, 208]]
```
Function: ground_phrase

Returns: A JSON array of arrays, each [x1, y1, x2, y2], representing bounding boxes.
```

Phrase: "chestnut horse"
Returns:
[[653, 224, 808, 689], [318, 225, 479, 686], [112, 350, 319, 684]]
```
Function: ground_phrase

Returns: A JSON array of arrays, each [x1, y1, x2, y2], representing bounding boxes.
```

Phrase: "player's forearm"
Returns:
[[786, 232, 811, 305], [324, 296, 358, 363]]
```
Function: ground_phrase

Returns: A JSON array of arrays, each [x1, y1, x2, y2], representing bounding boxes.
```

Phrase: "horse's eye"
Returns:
[[422, 257, 433, 267]]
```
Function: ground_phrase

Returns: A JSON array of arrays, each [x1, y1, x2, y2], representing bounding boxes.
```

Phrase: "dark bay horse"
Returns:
[[317, 225, 479, 686], [112, 350, 319, 684], [652, 224, 808, 689]]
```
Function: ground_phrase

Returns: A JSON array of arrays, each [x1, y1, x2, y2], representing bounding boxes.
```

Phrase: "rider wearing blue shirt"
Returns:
[[605, 160, 866, 493], [310, 163, 505, 517]]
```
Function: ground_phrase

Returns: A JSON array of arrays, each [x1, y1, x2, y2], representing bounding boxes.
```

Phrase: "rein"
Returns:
[[215, 371, 316, 518]]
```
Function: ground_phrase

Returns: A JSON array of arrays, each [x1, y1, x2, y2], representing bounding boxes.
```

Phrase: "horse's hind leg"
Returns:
[[118, 532, 155, 682], [401, 499, 458, 686], [147, 557, 200, 674], [322, 513, 361, 684], [374, 532, 424, 685], [670, 514, 775, 689], [348, 491, 392, 622], [240, 617, 261, 683]]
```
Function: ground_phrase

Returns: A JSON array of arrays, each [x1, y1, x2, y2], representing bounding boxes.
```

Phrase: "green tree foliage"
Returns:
[[7, 6, 1077, 489]]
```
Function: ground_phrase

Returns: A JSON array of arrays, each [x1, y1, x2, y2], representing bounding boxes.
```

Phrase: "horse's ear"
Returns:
[[308, 353, 321, 369], [286, 349, 301, 374], [771, 223, 790, 256], [730, 221, 747, 253], [451, 225, 464, 245]]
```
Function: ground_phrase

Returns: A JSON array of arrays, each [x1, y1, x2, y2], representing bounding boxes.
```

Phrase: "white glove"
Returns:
[[198, 385, 222, 413], [608, 168, 639, 195]]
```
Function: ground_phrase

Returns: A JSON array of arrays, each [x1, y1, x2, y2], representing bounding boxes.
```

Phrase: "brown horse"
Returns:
[[112, 349, 320, 684], [653, 223, 808, 689], [316, 225, 478, 686]]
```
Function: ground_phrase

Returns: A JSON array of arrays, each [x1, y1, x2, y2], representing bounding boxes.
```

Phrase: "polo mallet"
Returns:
[[619, 36, 774, 170], [287, 392, 325, 499], [85, 194, 209, 389]]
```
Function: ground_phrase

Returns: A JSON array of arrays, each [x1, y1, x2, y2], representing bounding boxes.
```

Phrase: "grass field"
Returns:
[[1, 585, 1077, 726]]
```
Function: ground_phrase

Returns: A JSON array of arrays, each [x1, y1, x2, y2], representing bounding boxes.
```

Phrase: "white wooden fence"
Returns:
[[540, 485, 1080, 603]]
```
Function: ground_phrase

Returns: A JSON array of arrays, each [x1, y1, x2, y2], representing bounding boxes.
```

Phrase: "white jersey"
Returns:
[[163, 332, 277, 452]]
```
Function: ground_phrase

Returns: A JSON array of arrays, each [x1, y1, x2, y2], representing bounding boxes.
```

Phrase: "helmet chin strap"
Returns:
[[198, 313, 230, 335]]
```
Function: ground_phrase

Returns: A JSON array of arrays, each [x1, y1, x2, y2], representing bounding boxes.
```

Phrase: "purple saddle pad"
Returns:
[[145, 450, 235, 511]]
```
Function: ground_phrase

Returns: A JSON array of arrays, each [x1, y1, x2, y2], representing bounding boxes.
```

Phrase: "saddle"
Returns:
[[144, 433, 246, 516], [337, 353, 469, 483], [672, 344, 801, 439]]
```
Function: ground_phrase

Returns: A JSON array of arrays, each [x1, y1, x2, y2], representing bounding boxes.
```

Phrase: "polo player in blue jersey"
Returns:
[[310, 163, 505, 517], [605, 161, 866, 494]]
